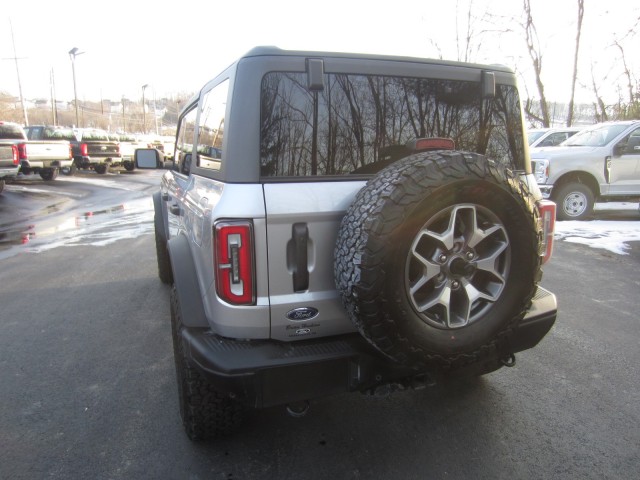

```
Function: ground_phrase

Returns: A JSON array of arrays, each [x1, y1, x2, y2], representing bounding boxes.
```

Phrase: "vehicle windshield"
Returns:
[[527, 130, 546, 144], [563, 124, 628, 147]]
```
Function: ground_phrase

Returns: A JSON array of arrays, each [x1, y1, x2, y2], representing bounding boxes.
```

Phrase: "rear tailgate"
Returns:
[[85, 141, 121, 159], [23, 141, 71, 161], [0, 143, 17, 169], [263, 181, 365, 341]]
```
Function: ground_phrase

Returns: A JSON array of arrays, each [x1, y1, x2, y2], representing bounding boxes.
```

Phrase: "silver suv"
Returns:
[[137, 47, 558, 440]]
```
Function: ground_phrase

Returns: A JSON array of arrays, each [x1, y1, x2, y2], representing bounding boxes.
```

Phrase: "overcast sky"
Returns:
[[2, 0, 638, 105]]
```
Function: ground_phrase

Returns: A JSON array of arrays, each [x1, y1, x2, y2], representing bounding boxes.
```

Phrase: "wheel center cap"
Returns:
[[449, 257, 476, 277]]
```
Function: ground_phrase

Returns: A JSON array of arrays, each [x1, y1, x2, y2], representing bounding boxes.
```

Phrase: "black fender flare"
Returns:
[[168, 234, 209, 328], [152, 191, 169, 243]]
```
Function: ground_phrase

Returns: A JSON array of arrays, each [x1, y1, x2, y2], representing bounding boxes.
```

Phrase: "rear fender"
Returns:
[[168, 234, 209, 328]]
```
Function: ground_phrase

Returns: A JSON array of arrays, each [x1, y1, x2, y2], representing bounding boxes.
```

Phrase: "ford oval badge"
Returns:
[[286, 307, 319, 321]]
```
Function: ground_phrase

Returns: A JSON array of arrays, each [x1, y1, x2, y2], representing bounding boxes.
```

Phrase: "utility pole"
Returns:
[[4, 19, 29, 126], [50, 68, 58, 125]]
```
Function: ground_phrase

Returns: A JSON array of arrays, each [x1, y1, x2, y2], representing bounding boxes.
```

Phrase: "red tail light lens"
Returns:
[[17, 143, 28, 160], [537, 200, 556, 264], [68, 145, 73, 159], [80, 143, 88, 156], [12, 145, 19, 165], [214, 221, 255, 305]]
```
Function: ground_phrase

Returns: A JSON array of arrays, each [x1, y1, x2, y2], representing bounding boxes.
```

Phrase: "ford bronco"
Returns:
[[136, 47, 558, 440]]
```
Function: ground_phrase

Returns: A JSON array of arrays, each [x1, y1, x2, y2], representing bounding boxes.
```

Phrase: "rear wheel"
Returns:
[[95, 164, 108, 174], [123, 160, 135, 172], [553, 182, 594, 220], [170, 286, 243, 441], [335, 151, 542, 370], [39, 168, 59, 181]]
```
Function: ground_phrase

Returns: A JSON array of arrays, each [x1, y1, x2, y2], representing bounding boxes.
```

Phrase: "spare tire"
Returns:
[[335, 151, 543, 369]]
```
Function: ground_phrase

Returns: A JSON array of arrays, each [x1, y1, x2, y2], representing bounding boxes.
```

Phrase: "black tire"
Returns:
[[553, 182, 594, 220], [170, 286, 243, 441], [95, 164, 108, 174], [61, 162, 78, 176], [123, 160, 135, 172], [335, 151, 542, 370], [154, 215, 172, 284], [39, 168, 59, 181]]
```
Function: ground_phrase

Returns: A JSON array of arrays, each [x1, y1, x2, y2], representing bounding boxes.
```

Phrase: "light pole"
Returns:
[[141, 84, 148, 134], [68, 47, 84, 127]]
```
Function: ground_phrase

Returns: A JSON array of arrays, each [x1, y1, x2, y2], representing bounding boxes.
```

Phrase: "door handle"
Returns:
[[169, 204, 182, 216], [289, 223, 309, 292]]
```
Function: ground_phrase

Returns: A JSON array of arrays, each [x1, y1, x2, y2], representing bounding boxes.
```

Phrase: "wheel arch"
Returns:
[[168, 234, 209, 328], [552, 171, 600, 200]]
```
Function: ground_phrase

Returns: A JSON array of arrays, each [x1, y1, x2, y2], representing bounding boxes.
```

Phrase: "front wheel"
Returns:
[[123, 160, 135, 172], [553, 182, 594, 220], [94, 164, 108, 174]]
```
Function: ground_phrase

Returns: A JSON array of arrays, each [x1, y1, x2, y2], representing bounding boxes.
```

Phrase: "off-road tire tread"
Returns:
[[170, 286, 242, 441], [334, 151, 543, 370]]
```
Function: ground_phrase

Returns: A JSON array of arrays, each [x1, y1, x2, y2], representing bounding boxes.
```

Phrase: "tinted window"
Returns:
[[0, 123, 25, 140], [196, 80, 228, 171], [175, 105, 197, 174], [260, 73, 525, 177], [43, 127, 76, 141]]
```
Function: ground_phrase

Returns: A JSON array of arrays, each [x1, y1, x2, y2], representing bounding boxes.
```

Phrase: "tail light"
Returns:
[[17, 143, 28, 160], [11, 145, 19, 165], [537, 200, 556, 264], [68, 144, 73, 159], [214, 221, 255, 305], [80, 143, 88, 156]]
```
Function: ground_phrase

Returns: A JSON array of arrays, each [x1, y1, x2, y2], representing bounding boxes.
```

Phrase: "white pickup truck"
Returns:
[[0, 121, 73, 181], [0, 141, 19, 194], [530, 120, 640, 220]]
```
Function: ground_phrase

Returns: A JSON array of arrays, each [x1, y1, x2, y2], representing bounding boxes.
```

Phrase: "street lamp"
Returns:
[[141, 84, 149, 134], [68, 47, 84, 127]]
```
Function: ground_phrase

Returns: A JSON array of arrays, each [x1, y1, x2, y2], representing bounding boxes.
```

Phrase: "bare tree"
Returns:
[[566, 0, 584, 126], [521, 0, 550, 126]]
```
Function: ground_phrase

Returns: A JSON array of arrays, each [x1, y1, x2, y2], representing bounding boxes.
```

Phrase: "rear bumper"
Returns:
[[183, 287, 557, 408], [20, 159, 72, 169]]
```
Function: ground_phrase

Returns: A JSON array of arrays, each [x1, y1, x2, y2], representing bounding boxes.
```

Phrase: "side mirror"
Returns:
[[135, 148, 165, 169]]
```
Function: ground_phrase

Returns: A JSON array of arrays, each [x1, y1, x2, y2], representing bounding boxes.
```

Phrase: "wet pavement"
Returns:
[[0, 169, 161, 260]]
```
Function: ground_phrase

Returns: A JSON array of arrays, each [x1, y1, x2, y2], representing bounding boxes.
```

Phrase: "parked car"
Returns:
[[0, 140, 19, 194], [527, 127, 582, 148], [3, 122, 72, 180], [530, 120, 640, 220], [136, 46, 558, 440], [114, 133, 145, 171]]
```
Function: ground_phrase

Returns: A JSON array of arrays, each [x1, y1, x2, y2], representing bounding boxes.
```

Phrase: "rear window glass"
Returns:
[[43, 128, 76, 141], [0, 123, 25, 140], [260, 73, 525, 177]]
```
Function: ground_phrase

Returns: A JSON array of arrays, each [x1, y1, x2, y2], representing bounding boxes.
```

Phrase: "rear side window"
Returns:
[[196, 80, 229, 171], [260, 73, 525, 177]]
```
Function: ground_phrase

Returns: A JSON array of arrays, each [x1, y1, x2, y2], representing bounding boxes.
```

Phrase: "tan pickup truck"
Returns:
[[0, 121, 72, 181]]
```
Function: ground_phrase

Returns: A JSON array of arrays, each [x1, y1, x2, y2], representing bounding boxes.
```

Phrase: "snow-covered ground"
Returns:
[[555, 202, 640, 255]]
